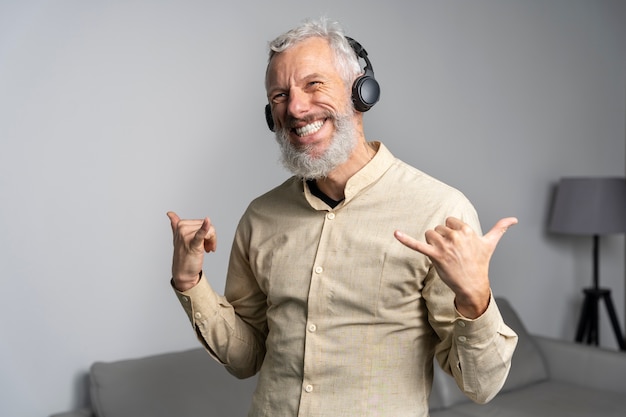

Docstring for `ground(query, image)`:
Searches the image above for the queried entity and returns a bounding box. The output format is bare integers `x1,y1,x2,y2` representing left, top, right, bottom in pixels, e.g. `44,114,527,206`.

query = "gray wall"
1,1,625,416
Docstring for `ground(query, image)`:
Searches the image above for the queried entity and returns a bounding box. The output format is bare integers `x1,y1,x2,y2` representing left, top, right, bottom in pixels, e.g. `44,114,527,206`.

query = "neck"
314,138,375,201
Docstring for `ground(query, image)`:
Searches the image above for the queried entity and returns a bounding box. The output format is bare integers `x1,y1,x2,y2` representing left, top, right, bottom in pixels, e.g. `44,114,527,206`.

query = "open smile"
293,119,325,137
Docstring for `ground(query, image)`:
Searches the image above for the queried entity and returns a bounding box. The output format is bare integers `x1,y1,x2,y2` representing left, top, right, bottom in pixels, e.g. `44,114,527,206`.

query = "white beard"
275,110,357,180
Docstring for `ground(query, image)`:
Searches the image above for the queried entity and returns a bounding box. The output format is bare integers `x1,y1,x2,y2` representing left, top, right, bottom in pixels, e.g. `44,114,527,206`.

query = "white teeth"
295,120,324,137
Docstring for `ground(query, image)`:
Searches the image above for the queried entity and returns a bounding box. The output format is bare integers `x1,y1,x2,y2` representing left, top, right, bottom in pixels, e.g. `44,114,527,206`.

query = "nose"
286,88,310,119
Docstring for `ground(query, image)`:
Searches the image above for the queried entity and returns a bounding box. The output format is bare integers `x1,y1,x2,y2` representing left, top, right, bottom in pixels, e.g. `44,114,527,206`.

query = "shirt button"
194,312,202,319
182,296,189,303
315,266,323,274
457,321,466,328
458,336,467,343
327,212,335,220
308,324,317,332
305,384,314,393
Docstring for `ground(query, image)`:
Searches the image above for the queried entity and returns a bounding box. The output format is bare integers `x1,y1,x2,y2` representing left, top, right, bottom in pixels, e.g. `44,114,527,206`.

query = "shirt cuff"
453,293,503,345
171,272,222,328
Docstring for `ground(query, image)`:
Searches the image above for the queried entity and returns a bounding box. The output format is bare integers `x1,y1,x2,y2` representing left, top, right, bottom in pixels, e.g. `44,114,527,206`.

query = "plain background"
1,1,625,416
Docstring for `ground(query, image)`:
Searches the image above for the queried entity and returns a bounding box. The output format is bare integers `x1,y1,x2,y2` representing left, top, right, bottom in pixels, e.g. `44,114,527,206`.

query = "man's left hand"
394,217,518,319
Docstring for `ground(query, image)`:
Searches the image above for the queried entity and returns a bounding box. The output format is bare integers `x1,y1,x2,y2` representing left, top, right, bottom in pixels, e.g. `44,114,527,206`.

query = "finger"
167,211,180,232
433,224,449,237
190,217,217,253
189,217,211,247
394,230,437,258
445,217,474,235
204,223,217,253
445,217,464,229
483,217,518,247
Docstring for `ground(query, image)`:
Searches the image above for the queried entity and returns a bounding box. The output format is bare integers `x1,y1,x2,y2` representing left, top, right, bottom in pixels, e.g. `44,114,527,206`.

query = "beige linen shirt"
174,142,518,417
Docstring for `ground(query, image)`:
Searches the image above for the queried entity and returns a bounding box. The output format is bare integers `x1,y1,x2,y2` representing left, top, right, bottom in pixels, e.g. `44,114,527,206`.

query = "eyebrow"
267,72,330,96
302,72,326,81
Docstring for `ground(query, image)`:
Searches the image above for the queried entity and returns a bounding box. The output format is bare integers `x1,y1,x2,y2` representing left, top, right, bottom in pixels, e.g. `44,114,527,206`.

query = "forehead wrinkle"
265,37,341,91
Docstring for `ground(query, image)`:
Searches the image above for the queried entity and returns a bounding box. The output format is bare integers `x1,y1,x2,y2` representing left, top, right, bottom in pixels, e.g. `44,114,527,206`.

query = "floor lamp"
549,177,626,350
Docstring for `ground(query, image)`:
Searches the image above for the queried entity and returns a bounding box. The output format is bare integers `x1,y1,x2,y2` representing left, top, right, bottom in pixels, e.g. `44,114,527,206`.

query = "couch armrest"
49,408,94,417
534,335,626,393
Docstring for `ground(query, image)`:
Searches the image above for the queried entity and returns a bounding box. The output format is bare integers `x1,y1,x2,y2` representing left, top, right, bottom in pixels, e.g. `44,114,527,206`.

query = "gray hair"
266,17,362,88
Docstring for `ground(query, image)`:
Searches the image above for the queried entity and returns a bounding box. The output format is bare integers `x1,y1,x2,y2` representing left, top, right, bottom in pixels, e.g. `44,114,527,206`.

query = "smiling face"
266,37,360,179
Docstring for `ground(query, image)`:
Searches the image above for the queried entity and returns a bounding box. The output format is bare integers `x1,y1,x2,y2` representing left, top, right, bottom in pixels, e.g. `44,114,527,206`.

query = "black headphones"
346,36,381,113
264,36,380,132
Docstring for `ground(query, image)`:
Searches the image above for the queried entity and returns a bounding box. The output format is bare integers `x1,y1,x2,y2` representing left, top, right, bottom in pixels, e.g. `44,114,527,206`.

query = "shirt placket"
297,209,336,416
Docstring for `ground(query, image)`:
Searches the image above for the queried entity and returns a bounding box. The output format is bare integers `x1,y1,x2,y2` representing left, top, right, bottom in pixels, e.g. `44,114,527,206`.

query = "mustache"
284,111,336,129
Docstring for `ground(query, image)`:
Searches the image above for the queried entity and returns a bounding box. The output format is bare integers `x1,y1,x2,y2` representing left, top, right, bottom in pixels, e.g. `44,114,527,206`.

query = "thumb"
483,217,518,248
167,211,180,231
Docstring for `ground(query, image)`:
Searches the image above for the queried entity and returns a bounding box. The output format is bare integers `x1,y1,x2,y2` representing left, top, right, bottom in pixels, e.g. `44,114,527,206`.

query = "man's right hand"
167,211,217,291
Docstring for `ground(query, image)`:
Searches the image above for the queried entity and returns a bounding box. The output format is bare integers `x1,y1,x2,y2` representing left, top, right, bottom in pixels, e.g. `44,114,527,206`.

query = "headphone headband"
345,37,374,75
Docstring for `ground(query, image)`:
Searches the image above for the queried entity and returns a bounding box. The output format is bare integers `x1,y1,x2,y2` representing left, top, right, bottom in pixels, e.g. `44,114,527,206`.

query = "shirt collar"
303,141,395,210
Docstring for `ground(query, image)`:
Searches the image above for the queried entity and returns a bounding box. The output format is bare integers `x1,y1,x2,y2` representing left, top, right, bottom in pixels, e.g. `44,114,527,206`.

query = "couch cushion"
90,348,257,417
430,408,473,417
446,380,626,417
496,297,548,393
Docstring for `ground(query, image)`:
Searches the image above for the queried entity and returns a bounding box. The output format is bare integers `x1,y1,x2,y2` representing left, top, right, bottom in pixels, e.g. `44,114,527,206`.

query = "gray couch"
51,298,626,417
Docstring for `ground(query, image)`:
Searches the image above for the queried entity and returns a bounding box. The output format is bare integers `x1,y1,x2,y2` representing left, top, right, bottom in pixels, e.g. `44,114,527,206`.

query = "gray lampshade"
549,177,626,236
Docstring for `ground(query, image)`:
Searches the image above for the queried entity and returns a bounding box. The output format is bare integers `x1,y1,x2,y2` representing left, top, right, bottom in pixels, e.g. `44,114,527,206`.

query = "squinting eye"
272,93,287,103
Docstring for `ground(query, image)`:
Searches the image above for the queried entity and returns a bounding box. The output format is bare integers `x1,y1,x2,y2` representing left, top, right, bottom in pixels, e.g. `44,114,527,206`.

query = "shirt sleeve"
424,197,519,404
171,271,266,379
435,290,518,403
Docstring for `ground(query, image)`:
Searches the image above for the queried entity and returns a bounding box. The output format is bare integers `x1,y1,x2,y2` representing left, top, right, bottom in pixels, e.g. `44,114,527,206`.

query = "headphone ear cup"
265,104,275,132
352,73,380,112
